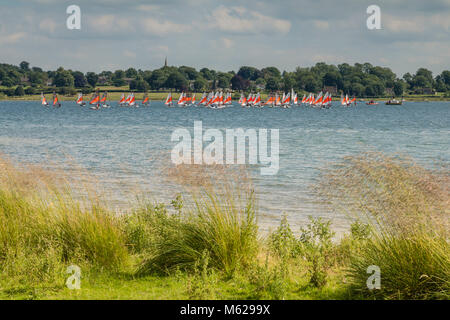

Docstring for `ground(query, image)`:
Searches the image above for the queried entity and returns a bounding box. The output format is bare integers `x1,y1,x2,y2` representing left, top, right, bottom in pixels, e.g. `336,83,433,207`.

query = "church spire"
164,56,168,67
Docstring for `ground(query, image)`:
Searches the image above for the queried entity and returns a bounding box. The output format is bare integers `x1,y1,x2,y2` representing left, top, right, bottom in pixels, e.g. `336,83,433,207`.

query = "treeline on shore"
1,61,450,99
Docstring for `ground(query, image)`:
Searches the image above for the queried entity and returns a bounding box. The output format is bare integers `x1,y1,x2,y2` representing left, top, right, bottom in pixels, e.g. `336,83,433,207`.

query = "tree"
179,66,198,80
14,85,25,96
217,73,232,89
237,66,261,81
72,71,87,88
393,80,405,96
261,67,281,79
193,77,207,91
265,76,280,91
19,61,30,71
54,69,74,87
165,71,188,91
231,74,249,91
125,68,138,78
25,86,37,95
113,78,126,87
86,72,98,87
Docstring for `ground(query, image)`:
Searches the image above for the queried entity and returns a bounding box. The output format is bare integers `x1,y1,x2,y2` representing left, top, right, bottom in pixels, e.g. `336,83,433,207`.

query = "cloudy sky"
0,0,449,76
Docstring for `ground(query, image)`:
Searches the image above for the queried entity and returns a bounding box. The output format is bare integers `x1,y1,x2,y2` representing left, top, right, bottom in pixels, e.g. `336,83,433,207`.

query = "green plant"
138,189,258,277
299,216,335,288
268,214,300,258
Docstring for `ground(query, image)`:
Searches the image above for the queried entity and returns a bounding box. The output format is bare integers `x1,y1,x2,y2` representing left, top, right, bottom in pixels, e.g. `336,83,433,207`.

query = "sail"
224,93,232,105
53,93,59,106
142,94,149,104
199,93,207,105
100,92,107,103
177,92,185,105
129,93,136,106
41,93,48,105
76,93,83,104
90,94,100,105
165,93,173,105
119,93,125,104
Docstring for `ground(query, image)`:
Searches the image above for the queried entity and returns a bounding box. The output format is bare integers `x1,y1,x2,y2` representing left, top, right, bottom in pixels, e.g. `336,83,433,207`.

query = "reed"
138,164,258,277
319,152,450,299
0,156,129,287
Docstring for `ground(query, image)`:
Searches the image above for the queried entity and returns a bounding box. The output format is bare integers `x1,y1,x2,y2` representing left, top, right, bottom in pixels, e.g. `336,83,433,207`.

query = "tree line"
1,61,450,97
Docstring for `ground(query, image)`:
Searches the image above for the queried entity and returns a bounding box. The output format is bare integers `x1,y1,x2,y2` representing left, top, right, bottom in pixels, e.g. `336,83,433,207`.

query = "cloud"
39,18,57,34
312,20,329,30
208,6,291,35
0,32,27,45
123,50,136,58
141,18,190,36
89,15,134,33
222,37,234,49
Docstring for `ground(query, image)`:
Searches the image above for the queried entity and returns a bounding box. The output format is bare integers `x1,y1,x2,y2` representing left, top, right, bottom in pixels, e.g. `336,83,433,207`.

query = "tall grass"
0,156,129,287
138,164,258,277
319,153,449,299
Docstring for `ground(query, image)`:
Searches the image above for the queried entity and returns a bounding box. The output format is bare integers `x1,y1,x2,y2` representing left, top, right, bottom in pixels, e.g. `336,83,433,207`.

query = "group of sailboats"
41,90,360,110
118,92,151,107
41,92,61,108
164,91,232,108
340,94,357,107
239,89,334,108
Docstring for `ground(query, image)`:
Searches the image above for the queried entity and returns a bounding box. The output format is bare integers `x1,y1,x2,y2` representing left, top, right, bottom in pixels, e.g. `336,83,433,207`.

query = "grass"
0,153,448,300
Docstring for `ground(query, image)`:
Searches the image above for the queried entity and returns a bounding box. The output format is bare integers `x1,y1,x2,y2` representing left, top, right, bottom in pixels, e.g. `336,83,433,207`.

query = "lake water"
0,100,448,233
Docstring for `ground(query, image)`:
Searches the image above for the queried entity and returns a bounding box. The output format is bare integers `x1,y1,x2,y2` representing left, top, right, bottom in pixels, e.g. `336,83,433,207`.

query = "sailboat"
128,93,137,107
223,92,232,105
89,92,101,110
142,93,150,106
240,93,247,107
177,92,186,107
199,92,207,106
52,92,61,108
253,93,262,107
41,93,49,107
100,92,110,108
264,94,275,107
118,93,126,106
282,92,291,108
165,92,173,107
76,93,86,106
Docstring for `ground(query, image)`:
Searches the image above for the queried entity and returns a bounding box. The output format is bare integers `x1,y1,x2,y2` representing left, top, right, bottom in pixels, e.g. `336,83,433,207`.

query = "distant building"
98,76,109,85
164,57,168,67
256,83,265,90
123,77,134,84
422,87,435,95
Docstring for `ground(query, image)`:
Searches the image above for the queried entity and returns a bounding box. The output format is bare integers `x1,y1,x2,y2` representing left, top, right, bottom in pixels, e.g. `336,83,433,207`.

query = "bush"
138,189,258,277
0,157,129,285
320,153,450,299
25,86,37,95
14,85,25,96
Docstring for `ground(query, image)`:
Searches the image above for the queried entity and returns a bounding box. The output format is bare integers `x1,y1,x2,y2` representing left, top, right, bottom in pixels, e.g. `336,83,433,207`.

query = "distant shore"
1,91,449,103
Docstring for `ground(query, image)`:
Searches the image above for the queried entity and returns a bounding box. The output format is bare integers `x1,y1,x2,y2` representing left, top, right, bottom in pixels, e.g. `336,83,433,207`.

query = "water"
0,101,449,233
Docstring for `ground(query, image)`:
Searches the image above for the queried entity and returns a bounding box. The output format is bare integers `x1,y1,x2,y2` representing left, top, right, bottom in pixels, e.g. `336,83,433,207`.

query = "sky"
0,0,449,77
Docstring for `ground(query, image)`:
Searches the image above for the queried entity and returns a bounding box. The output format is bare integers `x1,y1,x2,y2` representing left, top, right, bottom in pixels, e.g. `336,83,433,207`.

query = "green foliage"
138,190,258,277
14,85,25,96
269,215,300,258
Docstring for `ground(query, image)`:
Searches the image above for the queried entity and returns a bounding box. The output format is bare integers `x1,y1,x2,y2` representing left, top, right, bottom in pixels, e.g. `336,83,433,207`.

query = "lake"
0,100,448,233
